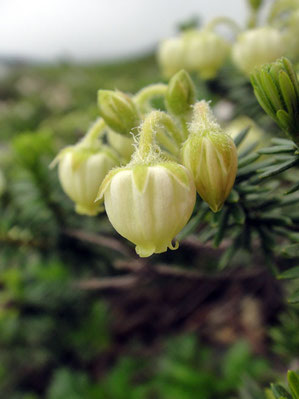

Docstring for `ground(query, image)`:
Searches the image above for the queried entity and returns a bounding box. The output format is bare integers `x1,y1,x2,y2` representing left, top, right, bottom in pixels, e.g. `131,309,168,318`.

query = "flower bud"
98,90,141,136
52,145,118,216
97,161,196,257
166,70,196,117
251,57,299,145
232,27,285,76
184,30,230,79
157,37,186,79
181,101,238,212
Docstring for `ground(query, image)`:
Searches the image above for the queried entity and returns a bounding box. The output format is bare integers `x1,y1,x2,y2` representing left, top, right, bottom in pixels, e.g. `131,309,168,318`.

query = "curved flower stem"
138,114,156,159
205,16,242,36
153,111,184,144
134,84,168,114
137,111,180,160
156,131,180,157
82,118,106,147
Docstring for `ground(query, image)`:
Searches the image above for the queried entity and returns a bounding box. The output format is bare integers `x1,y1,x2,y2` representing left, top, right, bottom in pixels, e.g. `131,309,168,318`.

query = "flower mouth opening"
135,240,179,258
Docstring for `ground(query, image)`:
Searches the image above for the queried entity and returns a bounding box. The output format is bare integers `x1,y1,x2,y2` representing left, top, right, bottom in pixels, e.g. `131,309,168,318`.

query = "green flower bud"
98,90,141,136
184,30,230,79
52,144,118,216
157,37,186,79
166,70,196,117
181,101,238,212
251,57,299,145
232,27,285,76
98,162,196,257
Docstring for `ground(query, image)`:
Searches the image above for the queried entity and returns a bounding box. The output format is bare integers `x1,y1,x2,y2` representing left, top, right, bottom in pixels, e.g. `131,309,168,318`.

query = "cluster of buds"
158,28,230,80
251,57,299,146
52,71,238,257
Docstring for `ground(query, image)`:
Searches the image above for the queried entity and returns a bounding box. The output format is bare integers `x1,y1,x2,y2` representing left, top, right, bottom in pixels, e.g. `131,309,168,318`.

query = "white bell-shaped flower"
51,119,118,216
98,162,195,257
232,27,285,76
57,146,118,215
158,37,186,79
97,111,196,257
184,29,230,79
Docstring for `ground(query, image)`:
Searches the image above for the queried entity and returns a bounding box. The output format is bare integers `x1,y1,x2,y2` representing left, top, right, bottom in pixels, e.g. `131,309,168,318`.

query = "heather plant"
0,0,298,397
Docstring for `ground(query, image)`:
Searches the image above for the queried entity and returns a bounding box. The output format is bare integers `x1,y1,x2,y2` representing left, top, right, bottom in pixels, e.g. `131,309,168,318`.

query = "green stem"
82,118,106,146
156,131,180,157
155,111,184,144
134,84,168,114
205,17,242,36
137,111,184,161
138,114,155,159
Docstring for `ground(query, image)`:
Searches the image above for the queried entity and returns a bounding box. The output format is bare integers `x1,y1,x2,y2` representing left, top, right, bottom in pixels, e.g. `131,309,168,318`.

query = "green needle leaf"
258,158,299,180
234,126,251,147
287,371,299,399
288,289,299,304
278,266,299,280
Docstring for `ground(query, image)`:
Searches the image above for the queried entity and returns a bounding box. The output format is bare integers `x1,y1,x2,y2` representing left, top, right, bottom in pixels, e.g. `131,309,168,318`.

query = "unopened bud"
181,101,238,212
98,90,140,136
251,57,299,145
232,27,285,76
166,70,196,117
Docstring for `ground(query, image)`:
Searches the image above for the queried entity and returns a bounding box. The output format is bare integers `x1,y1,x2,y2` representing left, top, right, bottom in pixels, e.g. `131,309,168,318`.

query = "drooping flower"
232,27,285,76
157,37,186,79
97,112,196,257
184,29,230,79
51,119,118,216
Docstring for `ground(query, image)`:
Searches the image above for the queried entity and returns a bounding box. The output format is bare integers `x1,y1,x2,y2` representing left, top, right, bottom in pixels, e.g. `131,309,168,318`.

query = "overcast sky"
0,0,270,62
